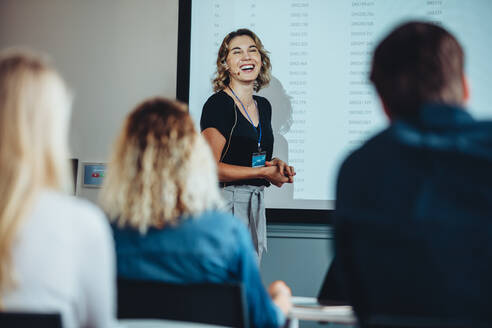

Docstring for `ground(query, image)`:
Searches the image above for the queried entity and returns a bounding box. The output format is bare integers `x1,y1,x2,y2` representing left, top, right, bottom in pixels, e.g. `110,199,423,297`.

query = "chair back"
0,312,62,328
117,278,249,328
335,215,492,328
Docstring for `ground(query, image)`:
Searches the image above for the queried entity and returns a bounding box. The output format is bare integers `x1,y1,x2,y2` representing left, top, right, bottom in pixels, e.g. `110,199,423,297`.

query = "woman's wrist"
258,166,269,179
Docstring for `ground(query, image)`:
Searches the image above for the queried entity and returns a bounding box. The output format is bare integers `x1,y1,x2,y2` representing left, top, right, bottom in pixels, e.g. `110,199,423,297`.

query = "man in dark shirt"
333,22,492,322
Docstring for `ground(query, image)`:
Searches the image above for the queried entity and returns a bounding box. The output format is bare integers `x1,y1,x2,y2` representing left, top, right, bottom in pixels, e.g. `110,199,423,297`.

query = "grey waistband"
220,185,266,254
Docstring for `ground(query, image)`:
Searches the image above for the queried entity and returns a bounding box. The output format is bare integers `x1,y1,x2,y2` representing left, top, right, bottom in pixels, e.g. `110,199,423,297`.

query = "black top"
200,90,274,187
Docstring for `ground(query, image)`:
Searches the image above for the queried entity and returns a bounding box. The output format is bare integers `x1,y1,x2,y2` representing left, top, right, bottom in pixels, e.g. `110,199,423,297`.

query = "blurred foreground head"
370,21,466,119
0,48,72,292
101,98,222,233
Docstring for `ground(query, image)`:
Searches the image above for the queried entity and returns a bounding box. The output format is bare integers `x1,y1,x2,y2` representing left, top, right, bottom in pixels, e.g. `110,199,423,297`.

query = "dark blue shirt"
112,211,284,327
334,103,492,318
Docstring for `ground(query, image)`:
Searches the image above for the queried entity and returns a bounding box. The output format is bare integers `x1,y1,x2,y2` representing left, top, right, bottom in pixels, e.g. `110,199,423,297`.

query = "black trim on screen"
177,0,191,103
176,0,331,224
266,209,333,224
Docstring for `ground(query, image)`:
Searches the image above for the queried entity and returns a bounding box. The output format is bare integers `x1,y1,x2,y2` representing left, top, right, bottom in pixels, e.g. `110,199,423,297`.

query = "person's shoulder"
201,91,235,126
204,90,232,108
363,126,396,150
38,190,101,216
338,128,392,176
198,211,253,252
462,119,492,139
189,210,249,242
179,211,250,257
254,95,272,118
254,94,271,107
38,190,110,236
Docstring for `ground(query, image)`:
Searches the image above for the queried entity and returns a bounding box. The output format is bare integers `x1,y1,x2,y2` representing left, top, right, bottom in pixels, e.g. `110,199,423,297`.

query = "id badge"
252,151,267,168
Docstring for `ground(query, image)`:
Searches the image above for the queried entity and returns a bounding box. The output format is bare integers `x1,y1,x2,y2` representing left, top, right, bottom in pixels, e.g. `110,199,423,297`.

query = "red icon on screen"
91,173,100,178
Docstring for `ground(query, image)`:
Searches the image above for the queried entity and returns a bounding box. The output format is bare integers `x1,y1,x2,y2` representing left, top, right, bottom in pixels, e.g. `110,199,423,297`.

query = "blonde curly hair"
213,28,271,92
100,98,222,233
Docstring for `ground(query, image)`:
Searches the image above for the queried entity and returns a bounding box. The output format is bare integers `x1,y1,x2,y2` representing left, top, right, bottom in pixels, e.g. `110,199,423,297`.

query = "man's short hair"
370,22,465,119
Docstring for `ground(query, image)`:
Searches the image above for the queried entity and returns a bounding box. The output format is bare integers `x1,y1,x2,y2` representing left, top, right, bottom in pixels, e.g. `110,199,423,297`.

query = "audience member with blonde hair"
0,49,116,327
100,97,292,327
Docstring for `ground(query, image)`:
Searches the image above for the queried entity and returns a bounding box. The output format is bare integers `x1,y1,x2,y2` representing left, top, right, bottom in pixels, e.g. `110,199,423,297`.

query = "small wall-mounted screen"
82,163,106,188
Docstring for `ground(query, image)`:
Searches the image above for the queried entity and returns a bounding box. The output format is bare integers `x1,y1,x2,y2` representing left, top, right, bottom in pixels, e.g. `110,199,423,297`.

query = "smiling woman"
200,29,295,263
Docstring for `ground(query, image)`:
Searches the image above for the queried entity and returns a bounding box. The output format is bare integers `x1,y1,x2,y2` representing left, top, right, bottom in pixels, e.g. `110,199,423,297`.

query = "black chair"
335,215,492,328
117,278,249,328
0,312,62,328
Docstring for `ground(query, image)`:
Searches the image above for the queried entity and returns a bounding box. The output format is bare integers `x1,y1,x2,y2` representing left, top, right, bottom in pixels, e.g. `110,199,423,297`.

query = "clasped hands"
263,158,295,187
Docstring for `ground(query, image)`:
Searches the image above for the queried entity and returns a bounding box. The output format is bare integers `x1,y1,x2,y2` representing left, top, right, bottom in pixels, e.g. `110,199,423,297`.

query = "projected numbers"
249,1,258,29
286,0,310,196
212,1,224,48
347,0,376,146
425,0,444,25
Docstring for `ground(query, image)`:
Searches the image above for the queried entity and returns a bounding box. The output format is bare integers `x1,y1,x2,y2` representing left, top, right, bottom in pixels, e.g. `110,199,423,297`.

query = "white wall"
0,0,179,202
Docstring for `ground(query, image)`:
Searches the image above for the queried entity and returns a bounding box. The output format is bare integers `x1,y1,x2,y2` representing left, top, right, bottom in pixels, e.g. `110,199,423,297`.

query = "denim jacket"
112,210,284,327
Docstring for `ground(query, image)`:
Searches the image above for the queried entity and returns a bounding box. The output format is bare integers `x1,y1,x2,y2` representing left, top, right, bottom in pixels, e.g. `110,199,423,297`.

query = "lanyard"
229,86,262,151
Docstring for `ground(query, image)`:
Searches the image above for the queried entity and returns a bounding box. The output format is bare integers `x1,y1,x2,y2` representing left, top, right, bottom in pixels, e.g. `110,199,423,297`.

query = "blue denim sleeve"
233,223,286,328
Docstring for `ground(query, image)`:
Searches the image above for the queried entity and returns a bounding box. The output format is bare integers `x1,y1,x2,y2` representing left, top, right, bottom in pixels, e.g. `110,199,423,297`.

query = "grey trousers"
220,185,266,263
